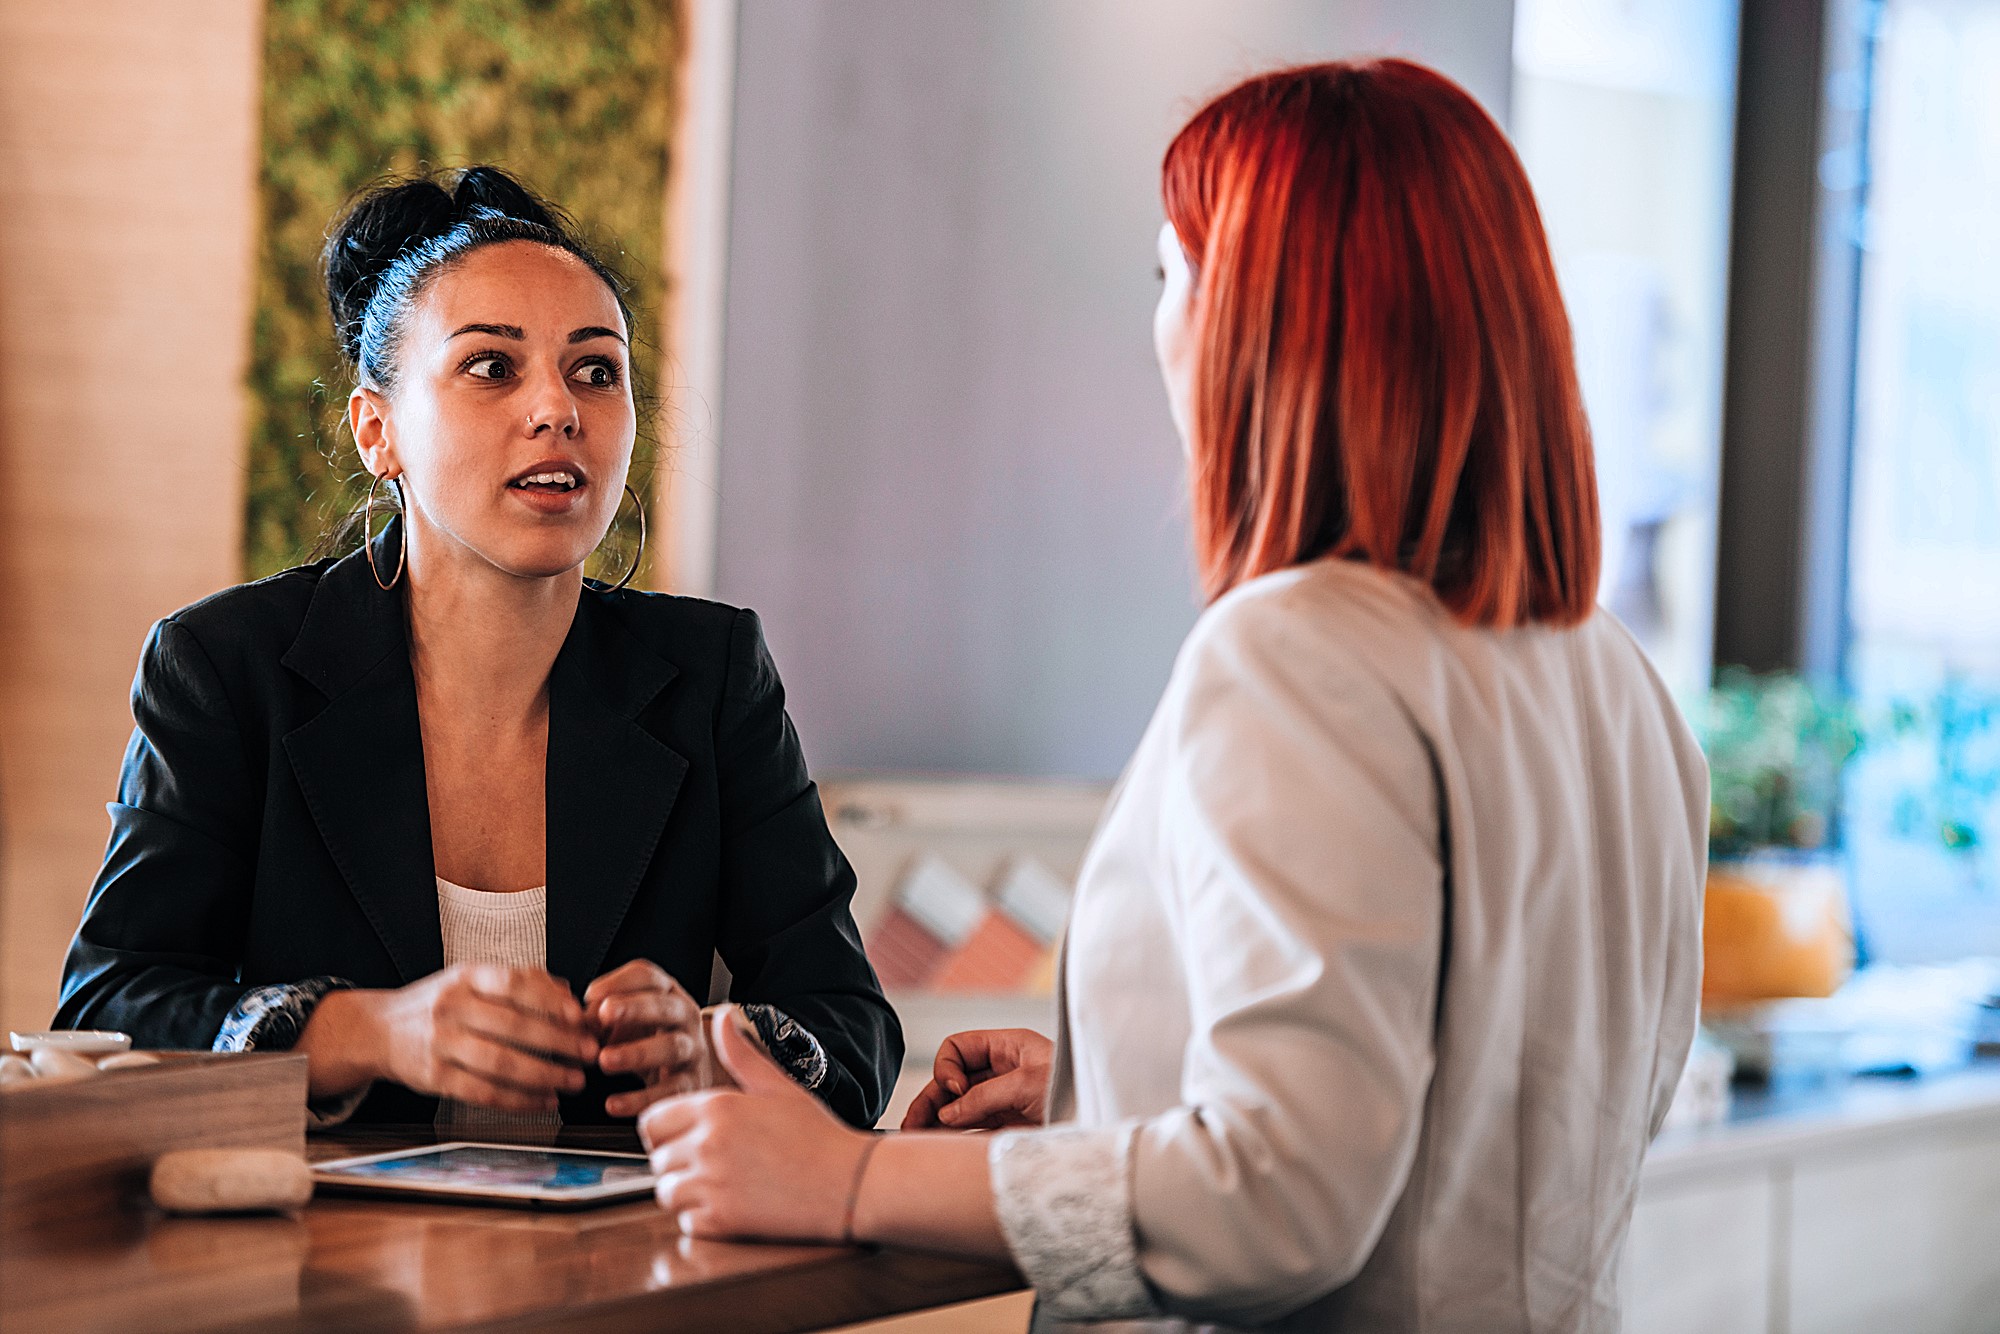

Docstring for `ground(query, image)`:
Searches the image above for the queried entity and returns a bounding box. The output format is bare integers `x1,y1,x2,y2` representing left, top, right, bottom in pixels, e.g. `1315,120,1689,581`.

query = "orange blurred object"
929,915,1046,992
1701,860,1855,1004
930,859,1073,994
868,855,989,990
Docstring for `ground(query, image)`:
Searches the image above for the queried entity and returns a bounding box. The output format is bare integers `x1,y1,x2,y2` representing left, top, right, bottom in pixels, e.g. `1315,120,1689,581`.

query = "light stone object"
28,1048,99,1082
150,1148,314,1214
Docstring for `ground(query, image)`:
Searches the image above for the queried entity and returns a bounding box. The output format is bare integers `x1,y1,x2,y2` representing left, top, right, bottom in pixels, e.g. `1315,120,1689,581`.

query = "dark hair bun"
449,165,563,232
322,166,570,366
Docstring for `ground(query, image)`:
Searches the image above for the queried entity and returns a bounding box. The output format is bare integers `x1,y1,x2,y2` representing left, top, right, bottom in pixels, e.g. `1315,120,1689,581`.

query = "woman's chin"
478,543,601,584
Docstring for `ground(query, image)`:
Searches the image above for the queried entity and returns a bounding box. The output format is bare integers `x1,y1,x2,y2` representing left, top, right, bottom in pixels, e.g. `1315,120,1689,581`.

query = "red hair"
1163,59,1599,627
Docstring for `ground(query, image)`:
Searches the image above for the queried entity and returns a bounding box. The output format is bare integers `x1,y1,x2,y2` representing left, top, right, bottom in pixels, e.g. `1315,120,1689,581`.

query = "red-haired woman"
640,60,1707,1331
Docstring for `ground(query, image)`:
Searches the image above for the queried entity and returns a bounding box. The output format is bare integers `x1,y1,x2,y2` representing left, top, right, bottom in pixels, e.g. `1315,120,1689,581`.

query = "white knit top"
435,876,560,1143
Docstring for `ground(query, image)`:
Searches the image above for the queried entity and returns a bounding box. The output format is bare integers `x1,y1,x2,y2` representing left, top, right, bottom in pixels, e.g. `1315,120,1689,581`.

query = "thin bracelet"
839,1133,885,1245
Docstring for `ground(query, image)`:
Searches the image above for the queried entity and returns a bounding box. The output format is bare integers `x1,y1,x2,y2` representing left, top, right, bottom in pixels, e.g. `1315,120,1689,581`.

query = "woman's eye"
571,360,621,388
465,355,511,381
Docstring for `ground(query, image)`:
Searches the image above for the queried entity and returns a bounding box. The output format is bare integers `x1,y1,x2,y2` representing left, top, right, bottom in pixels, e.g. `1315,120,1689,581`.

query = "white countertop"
1644,1058,2000,1183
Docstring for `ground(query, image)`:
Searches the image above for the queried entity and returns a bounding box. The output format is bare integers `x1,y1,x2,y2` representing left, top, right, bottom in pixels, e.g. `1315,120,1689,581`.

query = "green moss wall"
245,0,680,580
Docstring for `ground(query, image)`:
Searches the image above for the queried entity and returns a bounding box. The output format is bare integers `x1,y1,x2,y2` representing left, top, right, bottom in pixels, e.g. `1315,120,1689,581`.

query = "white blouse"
435,877,559,1143
988,559,1708,1333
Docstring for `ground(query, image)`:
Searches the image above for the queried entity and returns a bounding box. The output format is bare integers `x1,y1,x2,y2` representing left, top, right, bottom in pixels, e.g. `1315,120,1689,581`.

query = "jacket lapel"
277,523,687,993
280,524,444,985
544,592,686,991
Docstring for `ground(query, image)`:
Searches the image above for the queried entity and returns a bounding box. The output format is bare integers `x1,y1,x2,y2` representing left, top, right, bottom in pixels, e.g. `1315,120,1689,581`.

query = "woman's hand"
900,1028,1053,1131
583,959,708,1117
640,1006,873,1241
305,964,598,1112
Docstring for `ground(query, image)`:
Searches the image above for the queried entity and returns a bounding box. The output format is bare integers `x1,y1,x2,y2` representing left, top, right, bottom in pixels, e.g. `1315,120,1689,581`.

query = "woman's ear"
348,386,400,479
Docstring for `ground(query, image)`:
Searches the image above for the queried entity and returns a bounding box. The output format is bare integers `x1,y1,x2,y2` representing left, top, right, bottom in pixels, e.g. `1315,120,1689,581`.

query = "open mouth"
508,469,584,494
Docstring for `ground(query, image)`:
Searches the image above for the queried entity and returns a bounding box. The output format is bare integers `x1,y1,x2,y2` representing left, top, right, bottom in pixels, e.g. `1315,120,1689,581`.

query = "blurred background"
1,1,1997,1328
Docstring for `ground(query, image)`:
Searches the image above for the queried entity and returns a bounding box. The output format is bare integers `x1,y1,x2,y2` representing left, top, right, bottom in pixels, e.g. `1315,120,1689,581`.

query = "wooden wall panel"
0,2,263,1033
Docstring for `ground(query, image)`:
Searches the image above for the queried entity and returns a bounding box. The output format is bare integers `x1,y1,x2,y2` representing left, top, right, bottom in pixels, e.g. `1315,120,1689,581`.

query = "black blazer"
56,531,901,1127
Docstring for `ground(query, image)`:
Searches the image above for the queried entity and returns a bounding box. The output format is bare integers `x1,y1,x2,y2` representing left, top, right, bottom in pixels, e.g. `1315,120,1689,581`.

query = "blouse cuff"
214,976,368,1128
737,1003,830,1094
989,1123,1158,1321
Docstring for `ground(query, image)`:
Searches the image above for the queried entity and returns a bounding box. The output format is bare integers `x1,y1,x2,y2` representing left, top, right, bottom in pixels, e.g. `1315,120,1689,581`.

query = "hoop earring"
361,474,406,592
593,484,648,594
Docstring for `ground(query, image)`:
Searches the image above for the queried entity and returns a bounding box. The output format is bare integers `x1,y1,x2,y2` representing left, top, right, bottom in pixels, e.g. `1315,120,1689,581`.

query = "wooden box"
0,1051,307,1237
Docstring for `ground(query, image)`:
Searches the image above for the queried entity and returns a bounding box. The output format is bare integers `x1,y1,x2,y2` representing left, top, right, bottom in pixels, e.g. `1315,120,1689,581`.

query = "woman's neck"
401,527,579,730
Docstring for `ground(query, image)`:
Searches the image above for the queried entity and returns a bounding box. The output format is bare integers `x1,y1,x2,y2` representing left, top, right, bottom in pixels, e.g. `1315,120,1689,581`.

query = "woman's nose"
525,371,581,438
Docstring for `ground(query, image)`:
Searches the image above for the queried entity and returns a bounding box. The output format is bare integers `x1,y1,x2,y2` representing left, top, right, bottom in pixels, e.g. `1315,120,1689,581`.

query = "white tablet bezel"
311,1141,655,1205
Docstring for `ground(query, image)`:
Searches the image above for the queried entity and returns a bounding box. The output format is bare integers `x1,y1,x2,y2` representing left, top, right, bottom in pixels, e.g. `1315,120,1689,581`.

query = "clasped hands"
301,958,713,1116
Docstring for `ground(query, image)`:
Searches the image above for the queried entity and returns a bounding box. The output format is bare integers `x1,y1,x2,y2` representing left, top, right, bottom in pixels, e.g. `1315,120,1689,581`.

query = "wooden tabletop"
0,1125,1023,1334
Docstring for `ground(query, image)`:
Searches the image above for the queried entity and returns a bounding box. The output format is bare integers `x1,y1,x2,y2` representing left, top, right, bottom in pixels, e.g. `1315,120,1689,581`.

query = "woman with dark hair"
57,167,900,1135
637,61,1707,1332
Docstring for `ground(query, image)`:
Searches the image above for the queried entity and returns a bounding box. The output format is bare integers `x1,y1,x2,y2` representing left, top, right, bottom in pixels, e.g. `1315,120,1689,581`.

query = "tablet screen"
314,1142,654,1202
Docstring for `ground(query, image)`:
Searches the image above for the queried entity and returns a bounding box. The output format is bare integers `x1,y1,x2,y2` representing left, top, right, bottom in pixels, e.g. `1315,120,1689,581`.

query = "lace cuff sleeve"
988,1123,1159,1321
736,1003,830,1094
214,977,368,1127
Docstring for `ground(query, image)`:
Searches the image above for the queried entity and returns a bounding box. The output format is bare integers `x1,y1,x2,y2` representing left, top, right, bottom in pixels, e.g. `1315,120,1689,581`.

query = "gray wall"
715,0,1517,779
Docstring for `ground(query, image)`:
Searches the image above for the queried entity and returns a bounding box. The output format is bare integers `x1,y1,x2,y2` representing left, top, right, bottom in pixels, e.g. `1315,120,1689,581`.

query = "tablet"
312,1142,656,1210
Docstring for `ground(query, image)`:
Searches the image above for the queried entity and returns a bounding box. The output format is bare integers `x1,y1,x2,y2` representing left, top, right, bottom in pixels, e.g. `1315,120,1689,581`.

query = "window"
1843,0,2000,961
1511,0,1741,704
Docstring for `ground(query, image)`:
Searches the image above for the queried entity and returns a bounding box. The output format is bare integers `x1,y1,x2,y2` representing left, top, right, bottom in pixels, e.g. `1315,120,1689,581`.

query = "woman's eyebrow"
443,322,625,345
449,322,525,340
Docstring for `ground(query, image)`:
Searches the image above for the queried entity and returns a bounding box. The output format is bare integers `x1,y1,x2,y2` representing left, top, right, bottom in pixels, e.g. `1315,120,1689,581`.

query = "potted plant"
1700,669,1862,1004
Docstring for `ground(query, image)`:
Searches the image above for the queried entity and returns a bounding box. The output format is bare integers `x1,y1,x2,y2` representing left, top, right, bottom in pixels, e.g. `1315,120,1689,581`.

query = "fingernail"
940,1103,959,1123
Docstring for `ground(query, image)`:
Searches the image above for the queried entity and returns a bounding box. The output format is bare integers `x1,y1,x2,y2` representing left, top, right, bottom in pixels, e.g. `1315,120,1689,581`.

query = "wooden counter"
0,1125,1024,1334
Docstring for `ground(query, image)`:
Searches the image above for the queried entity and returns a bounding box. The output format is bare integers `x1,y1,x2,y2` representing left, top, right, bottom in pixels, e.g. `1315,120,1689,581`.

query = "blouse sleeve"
989,607,1445,1326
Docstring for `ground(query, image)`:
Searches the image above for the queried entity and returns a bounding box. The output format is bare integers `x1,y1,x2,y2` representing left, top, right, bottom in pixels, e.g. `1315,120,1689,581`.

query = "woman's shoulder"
586,585,750,655
1166,560,1426,745
587,590,792,716
1179,558,1441,680
1170,557,1638,735
1188,555,1650,681
1178,559,1688,772
155,559,342,658
583,587,785,700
